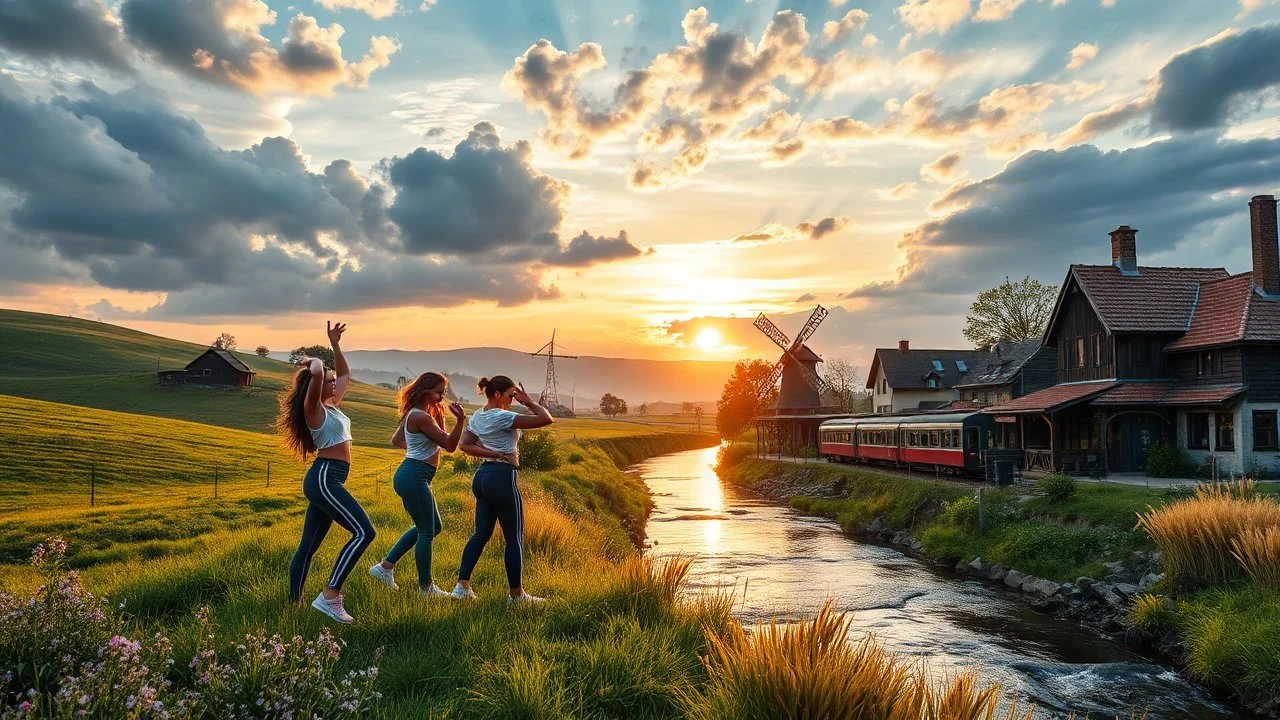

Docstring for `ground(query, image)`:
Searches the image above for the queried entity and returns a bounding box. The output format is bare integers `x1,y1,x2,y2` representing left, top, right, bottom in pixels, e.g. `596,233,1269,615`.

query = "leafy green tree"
254,345,270,357
716,359,780,440
288,345,334,367
599,393,628,417
963,276,1057,349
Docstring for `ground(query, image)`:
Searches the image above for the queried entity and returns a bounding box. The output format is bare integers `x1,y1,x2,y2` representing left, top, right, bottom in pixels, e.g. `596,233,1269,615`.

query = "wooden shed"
158,349,255,388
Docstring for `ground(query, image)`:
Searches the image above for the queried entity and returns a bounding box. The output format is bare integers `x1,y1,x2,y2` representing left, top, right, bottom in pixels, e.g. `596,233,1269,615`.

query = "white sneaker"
450,583,478,601
311,593,354,624
420,584,450,599
368,563,399,591
507,592,546,605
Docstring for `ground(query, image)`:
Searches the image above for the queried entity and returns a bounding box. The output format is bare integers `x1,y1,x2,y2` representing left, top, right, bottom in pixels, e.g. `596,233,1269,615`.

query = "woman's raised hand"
512,383,534,405
326,321,346,346
447,402,466,421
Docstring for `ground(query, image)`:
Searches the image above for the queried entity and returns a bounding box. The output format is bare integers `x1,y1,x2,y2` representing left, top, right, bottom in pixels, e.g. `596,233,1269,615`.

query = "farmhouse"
158,348,255,388
865,341,986,413
986,195,1280,476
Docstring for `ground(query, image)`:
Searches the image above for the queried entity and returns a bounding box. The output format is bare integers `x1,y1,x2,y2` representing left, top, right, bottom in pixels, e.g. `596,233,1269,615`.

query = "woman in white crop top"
277,321,375,625
368,372,466,597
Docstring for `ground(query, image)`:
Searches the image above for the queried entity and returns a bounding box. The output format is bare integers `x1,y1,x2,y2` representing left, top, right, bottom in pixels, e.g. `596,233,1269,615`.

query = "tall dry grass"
682,600,1036,720
1136,479,1280,588
1232,526,1280,590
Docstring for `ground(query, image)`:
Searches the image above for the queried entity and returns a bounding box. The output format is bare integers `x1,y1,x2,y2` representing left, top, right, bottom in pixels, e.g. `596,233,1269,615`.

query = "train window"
942,432,951,448
952,429,961,447
932,431,941,446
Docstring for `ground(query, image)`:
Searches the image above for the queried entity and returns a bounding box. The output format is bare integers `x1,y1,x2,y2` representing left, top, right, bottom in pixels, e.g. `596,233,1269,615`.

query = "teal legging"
384,458,443,587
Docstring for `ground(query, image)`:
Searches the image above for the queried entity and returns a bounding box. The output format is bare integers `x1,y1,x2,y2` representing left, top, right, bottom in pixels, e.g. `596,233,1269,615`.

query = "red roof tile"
984,381,1118,413
1092,381,1245,406
1166,271,1280,350
1163,384,1247,405
1071,265,1229,334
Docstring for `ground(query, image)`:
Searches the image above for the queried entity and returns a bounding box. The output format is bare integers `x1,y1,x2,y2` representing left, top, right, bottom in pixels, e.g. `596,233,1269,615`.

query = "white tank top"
308,405,352,450
404,409,440,462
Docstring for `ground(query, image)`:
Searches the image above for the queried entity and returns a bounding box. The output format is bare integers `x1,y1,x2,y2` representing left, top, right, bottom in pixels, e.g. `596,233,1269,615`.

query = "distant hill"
304,347,737,406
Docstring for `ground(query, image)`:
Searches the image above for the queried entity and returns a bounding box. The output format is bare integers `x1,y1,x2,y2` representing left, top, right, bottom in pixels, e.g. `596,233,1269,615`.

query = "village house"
157,348,255,388
985,195,1280,476
865,341,986,413
952,339,1059,409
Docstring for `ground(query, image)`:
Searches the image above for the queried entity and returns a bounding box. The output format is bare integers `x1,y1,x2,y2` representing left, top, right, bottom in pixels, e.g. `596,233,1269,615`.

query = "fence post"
214,466,219,500
977,487,986,533
267,460,271,489
90,462,96,507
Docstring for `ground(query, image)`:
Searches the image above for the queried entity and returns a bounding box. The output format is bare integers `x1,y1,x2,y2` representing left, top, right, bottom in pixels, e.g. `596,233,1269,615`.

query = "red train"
818,411,993,475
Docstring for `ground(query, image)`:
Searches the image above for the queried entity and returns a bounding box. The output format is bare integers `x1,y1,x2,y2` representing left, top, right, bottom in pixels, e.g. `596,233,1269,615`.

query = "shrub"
1137,479,1280,588
940,490,1018,532
714,443,753,471
1147,442,1193,478
566,452,585,464
1233,526,1280,590
990,524,1121,582
519,430,560,471
450,454,472,474
1127,593,1175,631
1037,474,1078,502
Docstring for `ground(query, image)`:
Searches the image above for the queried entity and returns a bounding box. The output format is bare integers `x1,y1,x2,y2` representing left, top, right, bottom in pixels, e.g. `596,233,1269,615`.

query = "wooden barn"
158,349,255,388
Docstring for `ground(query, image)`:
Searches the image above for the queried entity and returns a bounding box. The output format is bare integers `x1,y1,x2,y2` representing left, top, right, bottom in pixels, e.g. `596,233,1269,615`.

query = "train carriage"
819,411,992,475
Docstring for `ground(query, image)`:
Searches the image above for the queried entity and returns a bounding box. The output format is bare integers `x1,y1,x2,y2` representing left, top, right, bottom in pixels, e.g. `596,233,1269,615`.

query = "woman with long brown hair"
278,321,375,624
368,372,466,597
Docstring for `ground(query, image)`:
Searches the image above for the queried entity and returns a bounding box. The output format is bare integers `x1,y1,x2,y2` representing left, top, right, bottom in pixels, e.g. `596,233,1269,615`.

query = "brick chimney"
1110,225,1138,275
1251,194,1279,297
898,340,910,352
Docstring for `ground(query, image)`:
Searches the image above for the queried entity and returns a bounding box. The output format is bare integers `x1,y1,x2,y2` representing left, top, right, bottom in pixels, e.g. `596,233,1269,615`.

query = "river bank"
713,449,1266,715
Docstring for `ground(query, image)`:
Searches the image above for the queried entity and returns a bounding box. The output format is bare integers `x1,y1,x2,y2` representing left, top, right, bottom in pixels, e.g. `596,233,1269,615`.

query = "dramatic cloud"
852,135,1280,302
315,0,400,19
921,151,964,181
823,8,870,43
0,83,644,317
1055,96,1152,145
504,8,881,188
0,0,133,71
1066,42,1098,70
1150,24,1280,132
896,0,972,36
120,0,399,96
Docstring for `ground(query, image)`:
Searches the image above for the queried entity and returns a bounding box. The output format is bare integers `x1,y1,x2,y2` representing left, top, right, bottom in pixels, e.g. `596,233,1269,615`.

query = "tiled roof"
867,348,987,390
955,339,1043,388
1071,265,1229,333
187,348,255,374
1165,272,1280,350
984,381,1118,413
1087,381,1245,407
945,400,990,411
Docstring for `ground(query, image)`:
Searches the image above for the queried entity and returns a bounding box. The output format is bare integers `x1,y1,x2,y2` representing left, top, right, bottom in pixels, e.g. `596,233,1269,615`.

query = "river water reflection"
636,447,1233,719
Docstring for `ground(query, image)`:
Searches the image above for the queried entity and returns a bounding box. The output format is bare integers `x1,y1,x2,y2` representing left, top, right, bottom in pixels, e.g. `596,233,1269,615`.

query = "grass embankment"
717,450,1163,583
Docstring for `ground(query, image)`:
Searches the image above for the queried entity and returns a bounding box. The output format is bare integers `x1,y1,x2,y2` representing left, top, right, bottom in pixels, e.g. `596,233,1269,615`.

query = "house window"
1216,413,1235,450
1092,334,1102,367
927,377,939,389
1254,411,1277,451
1187,413,1210,450
1074,337,1086,369
956,360,968,372
932,359,944,371
202,368,212,376
1197,350,1219,377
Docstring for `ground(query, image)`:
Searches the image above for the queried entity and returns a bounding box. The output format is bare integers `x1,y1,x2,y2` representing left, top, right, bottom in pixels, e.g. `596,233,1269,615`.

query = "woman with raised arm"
368,372,466,598
451,376,553,604
277,321,376,624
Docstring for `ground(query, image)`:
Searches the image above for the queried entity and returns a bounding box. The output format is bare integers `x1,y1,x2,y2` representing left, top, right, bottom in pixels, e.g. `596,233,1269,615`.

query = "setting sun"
695,327,722,350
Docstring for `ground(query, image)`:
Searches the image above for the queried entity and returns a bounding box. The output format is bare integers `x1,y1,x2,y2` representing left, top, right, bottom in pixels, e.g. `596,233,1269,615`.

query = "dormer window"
1197,350,1219,377
931,359,944,371
955,360,968,373
926,377,939,389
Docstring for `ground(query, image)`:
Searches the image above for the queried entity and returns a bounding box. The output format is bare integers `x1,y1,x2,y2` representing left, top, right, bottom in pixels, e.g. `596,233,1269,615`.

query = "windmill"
754,305,828,410
529,330,577,417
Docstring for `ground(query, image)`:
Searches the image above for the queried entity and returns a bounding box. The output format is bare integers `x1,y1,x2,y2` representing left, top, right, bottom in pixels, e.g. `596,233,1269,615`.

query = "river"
636,446,1233,719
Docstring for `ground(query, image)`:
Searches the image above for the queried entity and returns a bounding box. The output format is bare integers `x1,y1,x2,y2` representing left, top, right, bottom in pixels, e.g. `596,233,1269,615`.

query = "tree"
212,332,237,351
600,393,628,417
716,359,780,440
254,345,270,357
963,276,1057,349
819,357,863,412
288,345,334,368
637,403,649,416
680,401,697,415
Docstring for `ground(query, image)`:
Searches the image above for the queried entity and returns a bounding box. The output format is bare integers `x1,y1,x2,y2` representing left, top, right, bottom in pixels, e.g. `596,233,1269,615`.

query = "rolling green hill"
0,309,402,445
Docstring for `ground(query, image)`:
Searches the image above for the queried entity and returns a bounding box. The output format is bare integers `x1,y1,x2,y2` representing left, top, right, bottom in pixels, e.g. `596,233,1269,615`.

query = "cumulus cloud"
0,0,133,71
315,0,399,19
921,151,964,181
876,182,918,200
1066,42,1099,70
1149,24,1280,132
973,0,1024,22
1055,96,1152,146
896,0,972,36
823,8,870,42
120,0,399,96
0,83,644,317
851,135,1280,302
504,8,881,189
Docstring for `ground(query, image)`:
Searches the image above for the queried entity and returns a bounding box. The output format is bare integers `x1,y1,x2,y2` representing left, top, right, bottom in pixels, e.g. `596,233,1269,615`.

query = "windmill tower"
529,330,577,415
753,305,831,456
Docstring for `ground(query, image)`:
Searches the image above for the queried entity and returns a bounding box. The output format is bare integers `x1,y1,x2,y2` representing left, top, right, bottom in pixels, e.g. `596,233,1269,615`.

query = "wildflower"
18,701,32,713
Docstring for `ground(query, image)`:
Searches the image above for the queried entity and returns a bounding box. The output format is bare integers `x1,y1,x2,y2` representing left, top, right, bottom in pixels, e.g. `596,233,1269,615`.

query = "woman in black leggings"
277,321,375,624
451,376,553,604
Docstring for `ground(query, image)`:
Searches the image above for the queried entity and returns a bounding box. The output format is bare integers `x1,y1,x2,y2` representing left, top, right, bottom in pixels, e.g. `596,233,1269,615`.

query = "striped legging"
289,458,376,602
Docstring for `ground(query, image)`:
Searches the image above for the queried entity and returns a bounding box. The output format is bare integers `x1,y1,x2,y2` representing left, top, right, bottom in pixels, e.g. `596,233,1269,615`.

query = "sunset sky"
2,0,1279,369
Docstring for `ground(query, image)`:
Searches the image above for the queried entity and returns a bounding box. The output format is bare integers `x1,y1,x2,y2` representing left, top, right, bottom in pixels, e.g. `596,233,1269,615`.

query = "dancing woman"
450,376,553,604
278,321,376,624
368,372,466,597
